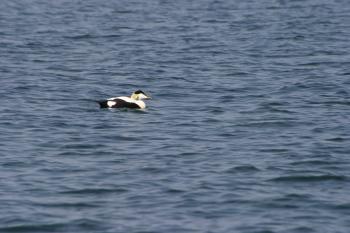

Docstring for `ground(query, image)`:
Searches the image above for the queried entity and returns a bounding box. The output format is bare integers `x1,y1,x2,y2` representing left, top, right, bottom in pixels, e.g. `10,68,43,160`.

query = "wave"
270,174,347,182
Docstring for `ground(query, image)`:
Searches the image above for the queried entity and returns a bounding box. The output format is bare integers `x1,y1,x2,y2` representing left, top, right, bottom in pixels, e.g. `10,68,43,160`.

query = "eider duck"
98,90,151,109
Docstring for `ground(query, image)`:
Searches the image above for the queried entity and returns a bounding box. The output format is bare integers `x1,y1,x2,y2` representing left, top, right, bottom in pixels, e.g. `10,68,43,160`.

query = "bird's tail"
97,100,108,108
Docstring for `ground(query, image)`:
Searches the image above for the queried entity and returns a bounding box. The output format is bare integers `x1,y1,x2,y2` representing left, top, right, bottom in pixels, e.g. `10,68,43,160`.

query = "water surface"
1,0,350,232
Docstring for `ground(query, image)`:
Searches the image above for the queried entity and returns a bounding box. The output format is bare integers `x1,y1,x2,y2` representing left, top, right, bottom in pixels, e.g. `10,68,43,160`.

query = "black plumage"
98,98,140,109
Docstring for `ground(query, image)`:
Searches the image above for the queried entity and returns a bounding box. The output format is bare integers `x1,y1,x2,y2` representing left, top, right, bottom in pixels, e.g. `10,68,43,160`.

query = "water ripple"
270,174,348,183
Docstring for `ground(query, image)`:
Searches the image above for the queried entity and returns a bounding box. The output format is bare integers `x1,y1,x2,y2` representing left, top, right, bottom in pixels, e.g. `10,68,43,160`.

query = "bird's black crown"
134,90,145,95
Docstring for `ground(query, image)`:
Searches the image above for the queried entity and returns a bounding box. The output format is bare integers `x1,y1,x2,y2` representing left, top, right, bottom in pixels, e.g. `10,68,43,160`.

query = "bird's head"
131,90,151,100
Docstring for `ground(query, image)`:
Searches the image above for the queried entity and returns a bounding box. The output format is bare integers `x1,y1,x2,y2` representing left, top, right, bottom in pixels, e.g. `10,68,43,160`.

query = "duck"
98,90,151,109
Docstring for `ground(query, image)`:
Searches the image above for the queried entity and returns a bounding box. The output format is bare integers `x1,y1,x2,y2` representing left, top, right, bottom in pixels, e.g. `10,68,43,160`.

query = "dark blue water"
1,0,350,232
